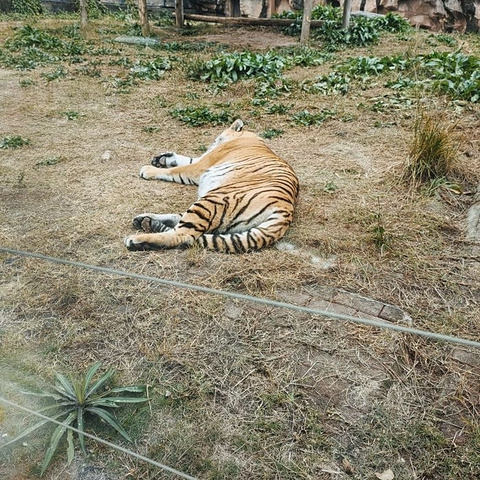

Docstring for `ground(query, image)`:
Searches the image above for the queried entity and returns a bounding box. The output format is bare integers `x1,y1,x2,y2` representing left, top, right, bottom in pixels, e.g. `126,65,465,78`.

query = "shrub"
402,112,459,187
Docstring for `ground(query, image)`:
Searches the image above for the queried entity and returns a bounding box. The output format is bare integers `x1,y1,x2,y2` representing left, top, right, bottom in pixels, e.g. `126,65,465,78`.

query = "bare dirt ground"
1,16,480,480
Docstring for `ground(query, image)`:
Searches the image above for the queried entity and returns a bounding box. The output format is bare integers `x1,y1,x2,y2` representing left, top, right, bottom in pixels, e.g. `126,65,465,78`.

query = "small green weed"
169,106,234,127
291,109,336,126
41,66,68,81
304,71,351,95
0,362,148,476
323,181,338,193
265,103,292,115
261,128,284,139
35,156,65,167
0,135,30,149
19,77,35,87
142,126,159,133
63,111,83,120
129,57,171,80
255,76,295,98
371,211,390,253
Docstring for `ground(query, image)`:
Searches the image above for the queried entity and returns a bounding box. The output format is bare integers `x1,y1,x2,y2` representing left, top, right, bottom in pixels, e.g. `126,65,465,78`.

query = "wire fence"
1,247,480,348
1,245,479,479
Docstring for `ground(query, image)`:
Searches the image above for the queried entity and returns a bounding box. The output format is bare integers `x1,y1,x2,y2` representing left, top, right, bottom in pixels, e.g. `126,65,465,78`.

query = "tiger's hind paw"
152,152,175,168
132,214,181,233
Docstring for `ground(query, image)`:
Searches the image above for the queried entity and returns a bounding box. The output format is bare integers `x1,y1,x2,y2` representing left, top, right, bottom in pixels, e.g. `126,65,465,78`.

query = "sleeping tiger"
124,119,299,253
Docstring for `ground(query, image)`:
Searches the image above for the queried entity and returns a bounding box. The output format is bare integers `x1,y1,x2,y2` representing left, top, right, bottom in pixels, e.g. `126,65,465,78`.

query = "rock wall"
231,0,479,32
353,0,479,32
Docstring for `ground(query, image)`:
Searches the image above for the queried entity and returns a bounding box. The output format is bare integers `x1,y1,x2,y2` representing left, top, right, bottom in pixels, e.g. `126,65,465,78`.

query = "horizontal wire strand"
1,246,479,349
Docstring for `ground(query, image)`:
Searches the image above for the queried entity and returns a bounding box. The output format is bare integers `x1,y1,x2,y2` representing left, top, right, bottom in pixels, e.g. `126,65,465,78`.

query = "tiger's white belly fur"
197,163,235,198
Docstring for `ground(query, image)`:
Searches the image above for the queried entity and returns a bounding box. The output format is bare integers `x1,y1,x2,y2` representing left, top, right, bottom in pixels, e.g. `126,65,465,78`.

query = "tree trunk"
300,0,314,44
175,0,184,27
80,0,88,30
342,0,353,29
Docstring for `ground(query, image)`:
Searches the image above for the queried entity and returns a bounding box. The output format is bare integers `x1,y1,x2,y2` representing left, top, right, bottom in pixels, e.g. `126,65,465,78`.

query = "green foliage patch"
0,362,148,476
0,135,30,149
169,105,235,127
129,57,171,80
276,6,411,49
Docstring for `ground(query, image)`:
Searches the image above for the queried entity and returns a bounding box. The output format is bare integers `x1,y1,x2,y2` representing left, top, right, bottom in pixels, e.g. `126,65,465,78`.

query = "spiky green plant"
402,112,459,188
1,362,149,476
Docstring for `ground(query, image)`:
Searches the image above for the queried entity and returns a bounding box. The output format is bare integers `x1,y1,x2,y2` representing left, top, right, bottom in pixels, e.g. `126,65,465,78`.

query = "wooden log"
183,13,324,28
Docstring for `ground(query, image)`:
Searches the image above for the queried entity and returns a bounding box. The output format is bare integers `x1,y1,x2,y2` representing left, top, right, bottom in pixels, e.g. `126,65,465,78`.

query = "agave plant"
2,362,149,476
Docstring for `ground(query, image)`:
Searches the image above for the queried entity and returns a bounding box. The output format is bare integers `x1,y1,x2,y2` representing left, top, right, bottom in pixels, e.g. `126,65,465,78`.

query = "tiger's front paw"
152,152,175,168
125,235,143,250
139,165,162,180
124,235,152,251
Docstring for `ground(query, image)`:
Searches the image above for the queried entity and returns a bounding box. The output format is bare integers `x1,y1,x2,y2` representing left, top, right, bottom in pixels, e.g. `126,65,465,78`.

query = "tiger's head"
209,119,258,150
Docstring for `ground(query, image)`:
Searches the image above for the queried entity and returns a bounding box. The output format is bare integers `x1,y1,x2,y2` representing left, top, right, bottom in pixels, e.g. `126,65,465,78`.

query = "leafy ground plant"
1,362,148,476
187,50,287,86
0,135,30,149
169,105,234,126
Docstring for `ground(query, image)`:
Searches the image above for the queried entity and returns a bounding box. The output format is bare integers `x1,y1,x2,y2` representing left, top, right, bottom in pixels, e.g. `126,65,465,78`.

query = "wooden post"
267,0,275,18
175,0,185,28
80,0,88,30
300,0,314,44
342,0,352,29
138,0,150,37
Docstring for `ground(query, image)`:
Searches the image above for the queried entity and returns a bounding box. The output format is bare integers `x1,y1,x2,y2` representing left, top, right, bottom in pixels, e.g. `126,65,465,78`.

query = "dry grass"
1,15,480,480
402,109,460,188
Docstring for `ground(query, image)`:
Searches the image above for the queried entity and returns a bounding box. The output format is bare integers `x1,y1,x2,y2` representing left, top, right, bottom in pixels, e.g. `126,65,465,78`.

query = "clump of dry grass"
402,110,459,188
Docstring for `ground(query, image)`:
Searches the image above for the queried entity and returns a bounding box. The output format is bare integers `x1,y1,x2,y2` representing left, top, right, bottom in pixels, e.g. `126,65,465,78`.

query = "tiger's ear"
230,119,244,132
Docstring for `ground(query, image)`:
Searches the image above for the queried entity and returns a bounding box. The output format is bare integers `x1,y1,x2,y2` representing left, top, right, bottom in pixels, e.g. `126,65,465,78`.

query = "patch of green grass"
169,105,235,127
187,50,288,86
261,128,284,139
129,57,171,80
41,66,68,81
0,135,30,149
291,109,336,126
303,71,351,95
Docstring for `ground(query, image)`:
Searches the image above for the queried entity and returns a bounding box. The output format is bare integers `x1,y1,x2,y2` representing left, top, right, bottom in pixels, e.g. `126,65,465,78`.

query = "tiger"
124,119,299,253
